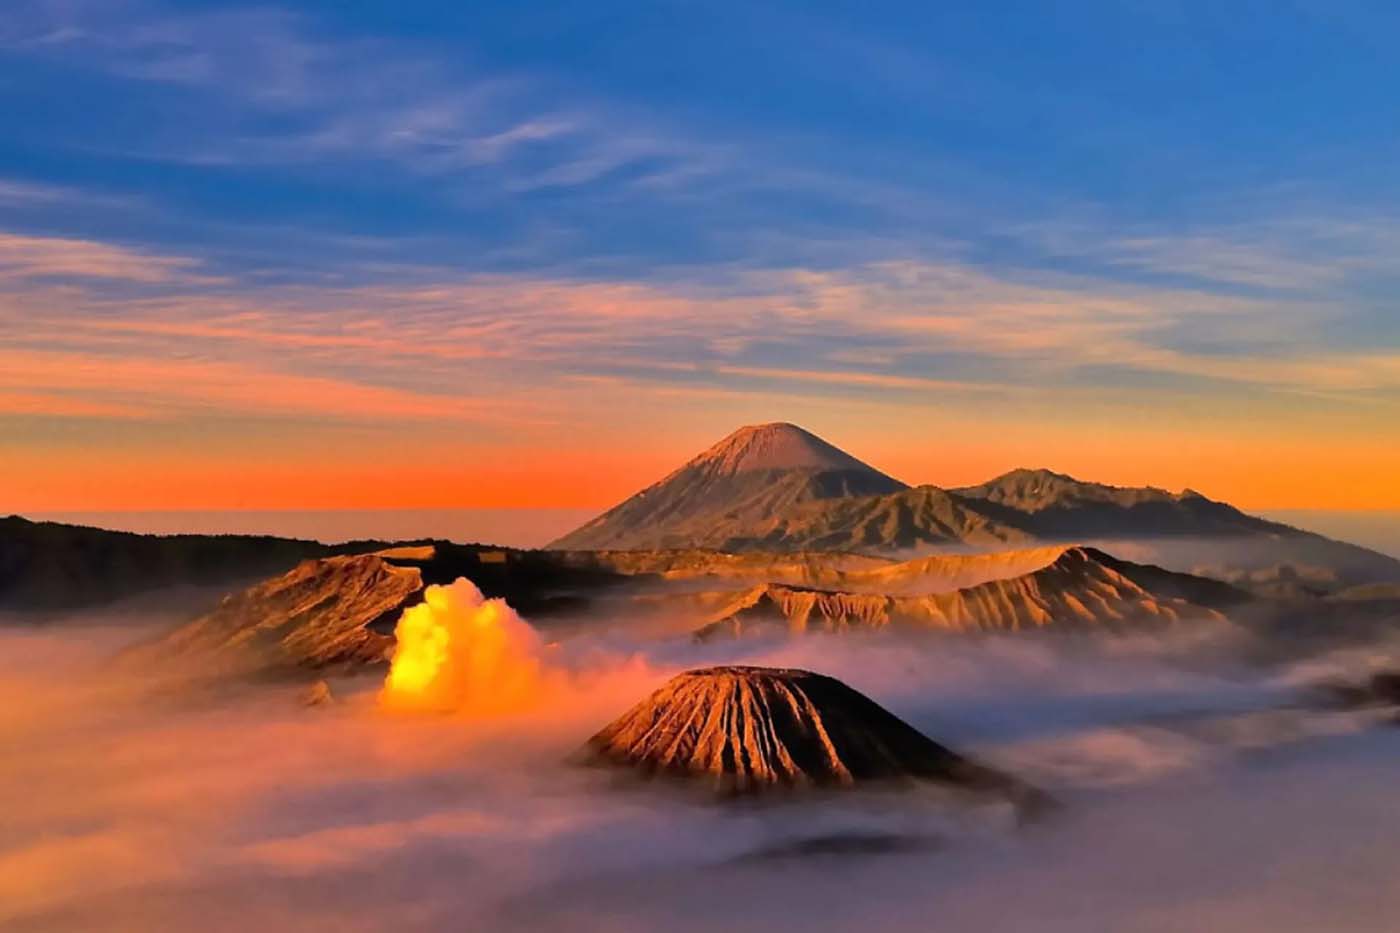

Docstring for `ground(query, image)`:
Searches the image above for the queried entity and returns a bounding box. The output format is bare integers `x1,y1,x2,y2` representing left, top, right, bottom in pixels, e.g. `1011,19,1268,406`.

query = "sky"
2,0,1399,513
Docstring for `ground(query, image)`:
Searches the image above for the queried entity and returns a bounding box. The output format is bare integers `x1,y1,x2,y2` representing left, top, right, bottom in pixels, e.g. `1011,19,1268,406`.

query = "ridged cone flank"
582,665,1042,806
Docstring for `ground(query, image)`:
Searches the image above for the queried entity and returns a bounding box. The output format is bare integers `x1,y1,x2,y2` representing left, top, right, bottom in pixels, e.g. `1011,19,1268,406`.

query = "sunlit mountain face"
4,3,1400,931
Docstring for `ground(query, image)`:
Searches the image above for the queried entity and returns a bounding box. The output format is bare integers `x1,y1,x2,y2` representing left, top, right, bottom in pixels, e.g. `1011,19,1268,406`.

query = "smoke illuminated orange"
381,579,545,714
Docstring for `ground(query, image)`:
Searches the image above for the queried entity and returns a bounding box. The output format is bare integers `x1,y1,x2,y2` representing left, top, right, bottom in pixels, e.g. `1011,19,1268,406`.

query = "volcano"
548,423,1400,587
548,422,1009,551
691,546,1250,641
582,665,1040,805
550,422,907,551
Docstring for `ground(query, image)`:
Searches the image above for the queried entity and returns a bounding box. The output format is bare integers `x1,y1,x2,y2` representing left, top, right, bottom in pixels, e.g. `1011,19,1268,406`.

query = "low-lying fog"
6,608,1400,932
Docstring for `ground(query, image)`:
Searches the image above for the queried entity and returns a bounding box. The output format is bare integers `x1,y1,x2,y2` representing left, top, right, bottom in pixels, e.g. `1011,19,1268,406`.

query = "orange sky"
3,5,1400,520
7,410,1399,512
3,238,1397,513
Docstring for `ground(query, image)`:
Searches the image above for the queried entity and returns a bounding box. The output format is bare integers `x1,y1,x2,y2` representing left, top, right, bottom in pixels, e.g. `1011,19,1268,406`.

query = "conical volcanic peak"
582,665,1037,802
685,422,896,479
548,423,907,551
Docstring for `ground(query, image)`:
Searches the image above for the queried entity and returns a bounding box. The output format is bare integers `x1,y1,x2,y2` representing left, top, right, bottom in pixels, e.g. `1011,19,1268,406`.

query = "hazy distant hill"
0,515,337,612
951,468,1400,584
550,424,1400,586
953,467,1303,537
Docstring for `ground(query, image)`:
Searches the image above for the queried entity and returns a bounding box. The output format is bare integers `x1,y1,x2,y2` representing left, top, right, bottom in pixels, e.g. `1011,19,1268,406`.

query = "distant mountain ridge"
952,467,1292,537
0,515,337,612
6,424,1399,616
550,424,1400,585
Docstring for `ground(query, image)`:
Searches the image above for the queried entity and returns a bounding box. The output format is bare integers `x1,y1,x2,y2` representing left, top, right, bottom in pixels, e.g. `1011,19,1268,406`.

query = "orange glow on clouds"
3,234,1398,513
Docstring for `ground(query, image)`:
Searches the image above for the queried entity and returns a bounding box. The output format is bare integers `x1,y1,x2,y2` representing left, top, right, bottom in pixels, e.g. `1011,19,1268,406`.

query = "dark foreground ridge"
582,665,1046,809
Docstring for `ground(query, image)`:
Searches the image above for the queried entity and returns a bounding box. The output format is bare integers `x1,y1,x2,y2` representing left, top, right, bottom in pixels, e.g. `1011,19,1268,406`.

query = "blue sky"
6,1,1400,284
2,1,1398,510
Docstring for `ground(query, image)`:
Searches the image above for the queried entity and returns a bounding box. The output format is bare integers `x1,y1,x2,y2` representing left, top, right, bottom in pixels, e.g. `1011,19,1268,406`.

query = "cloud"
0,389,153,419
0,233,219,284
7,614,1400,931
1134,349,1400,396
1,226,1395,435
709,364,1012,395
2,1,720,196
0,178,139,212
0,348,531,424
1024,212,1400,292
1102,235,1346,290
3,4,325,105
0,179,79,206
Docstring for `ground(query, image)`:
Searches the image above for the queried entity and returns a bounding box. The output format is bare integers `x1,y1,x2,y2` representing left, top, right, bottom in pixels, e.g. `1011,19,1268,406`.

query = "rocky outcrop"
836,546,1074,595
554,548,896,589
582,665,1042,808
301,679,335,706
695,586,895,640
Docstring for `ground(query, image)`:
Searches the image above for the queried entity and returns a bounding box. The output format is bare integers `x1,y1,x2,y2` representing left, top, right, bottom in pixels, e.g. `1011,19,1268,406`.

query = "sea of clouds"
5,598,1400,932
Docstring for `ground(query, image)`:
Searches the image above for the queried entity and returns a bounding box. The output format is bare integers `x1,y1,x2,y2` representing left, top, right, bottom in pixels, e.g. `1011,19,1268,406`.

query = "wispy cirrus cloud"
3,3,328,105
0,178,84,206
0,347,534,425
0,389,152,419
1022,212,1400,292
2,225,1396,436
10,0,1396,305
0,233,221,284
2,1,723,197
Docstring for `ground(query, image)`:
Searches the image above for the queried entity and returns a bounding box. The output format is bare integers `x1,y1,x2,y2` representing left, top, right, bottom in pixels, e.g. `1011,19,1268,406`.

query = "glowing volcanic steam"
381,578,544,714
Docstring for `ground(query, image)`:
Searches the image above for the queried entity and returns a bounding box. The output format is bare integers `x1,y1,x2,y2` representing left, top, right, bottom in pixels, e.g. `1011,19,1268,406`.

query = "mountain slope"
694,546,1248,640
134,553,423,671
550,423,907,550
953,468,1292,536
759,484,1031,551
555,548,896,588
953,469,1400,584
582,665,1039,805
